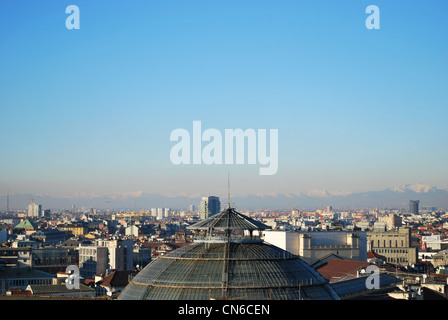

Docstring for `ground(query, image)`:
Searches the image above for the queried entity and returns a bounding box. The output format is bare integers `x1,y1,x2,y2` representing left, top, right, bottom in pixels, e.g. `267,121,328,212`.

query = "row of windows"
0,251,30,256
386,257,409,263
79,248,97,256
372,239,406,248
80,263,97,271
34,253,68,259
5,278,52,288
79,256,106,263
374,249,410,254
34,258,69,265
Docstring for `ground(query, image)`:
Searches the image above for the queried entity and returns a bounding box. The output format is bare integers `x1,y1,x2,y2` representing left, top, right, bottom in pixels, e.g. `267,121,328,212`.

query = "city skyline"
1,1,447,202
1,182,448,211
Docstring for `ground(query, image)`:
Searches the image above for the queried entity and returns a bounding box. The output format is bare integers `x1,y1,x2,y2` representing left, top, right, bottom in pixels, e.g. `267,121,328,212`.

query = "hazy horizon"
2,183,448,211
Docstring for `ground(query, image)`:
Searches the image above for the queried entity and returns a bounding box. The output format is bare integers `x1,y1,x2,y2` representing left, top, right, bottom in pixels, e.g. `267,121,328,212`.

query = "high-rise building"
157,208,164,220
79,239,133,278
409,200,419,215
199,196,220,219
78,246,108,278
27,203,42,218
151,208,157,217
43,209,51,218
164,208,170,218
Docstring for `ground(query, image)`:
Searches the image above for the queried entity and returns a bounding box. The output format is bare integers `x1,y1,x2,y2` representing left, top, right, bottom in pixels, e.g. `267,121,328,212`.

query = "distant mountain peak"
390,183,436,193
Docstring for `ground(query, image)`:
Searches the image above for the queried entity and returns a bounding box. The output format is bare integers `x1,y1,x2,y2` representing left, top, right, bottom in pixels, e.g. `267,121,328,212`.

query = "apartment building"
367,227,418,265
78,239,133,278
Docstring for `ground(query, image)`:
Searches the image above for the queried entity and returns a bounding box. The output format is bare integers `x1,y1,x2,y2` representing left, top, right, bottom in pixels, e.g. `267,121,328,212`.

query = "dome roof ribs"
187,207,269,232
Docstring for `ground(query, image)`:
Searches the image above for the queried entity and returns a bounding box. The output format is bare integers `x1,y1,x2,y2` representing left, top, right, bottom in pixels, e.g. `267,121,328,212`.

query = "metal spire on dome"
187,177,270,244
227,172,231,209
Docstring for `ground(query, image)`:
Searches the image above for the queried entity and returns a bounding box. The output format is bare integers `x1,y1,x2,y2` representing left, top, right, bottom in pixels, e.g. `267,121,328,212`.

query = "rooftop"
316,259,370,282
0,267,54,280
330,273,401,299
97,270,138,288
14,219,38,230
27,284,94,295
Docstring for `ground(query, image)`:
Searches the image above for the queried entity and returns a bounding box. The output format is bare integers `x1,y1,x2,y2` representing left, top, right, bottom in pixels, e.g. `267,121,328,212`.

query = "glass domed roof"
118,208,340,300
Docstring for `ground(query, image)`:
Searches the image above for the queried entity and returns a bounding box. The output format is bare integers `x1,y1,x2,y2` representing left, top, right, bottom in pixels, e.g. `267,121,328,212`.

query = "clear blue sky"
1,0,447,199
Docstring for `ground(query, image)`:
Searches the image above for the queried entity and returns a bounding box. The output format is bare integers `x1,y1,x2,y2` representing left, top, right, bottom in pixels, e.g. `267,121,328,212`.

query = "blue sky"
0,0,447,202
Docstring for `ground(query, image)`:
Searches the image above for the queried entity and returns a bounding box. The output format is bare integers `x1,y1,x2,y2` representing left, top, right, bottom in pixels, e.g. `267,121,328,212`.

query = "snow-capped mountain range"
2,184,447,211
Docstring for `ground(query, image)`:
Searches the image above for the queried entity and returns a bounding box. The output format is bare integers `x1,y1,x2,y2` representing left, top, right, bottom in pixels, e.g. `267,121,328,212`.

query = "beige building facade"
367,227,417,265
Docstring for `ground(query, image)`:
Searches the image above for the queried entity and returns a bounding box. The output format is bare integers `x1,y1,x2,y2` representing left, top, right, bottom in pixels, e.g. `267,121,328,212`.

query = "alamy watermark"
65,265,80,289
65,5,80,30
64,4,379,31
64,4,380,31
365,265,380,290
170,121,278,175
365,5,380,30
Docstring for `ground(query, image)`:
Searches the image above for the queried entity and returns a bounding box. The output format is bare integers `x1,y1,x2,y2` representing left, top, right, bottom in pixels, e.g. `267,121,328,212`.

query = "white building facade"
79,239,134,278
262,230,367,265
